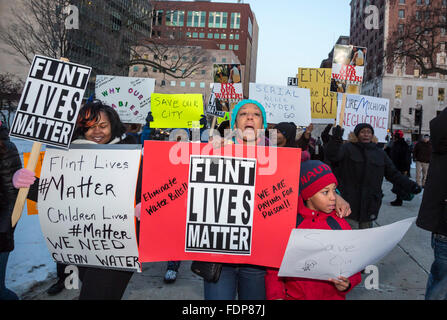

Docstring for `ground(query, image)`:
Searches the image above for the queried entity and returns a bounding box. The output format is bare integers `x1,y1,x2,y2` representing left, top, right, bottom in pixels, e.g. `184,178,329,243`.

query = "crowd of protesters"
2,97,446,300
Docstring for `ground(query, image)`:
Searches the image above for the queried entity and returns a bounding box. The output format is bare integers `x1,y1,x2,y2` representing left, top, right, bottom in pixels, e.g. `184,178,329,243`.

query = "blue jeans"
204,264,266,300
425,233,447,300
0,252,19,300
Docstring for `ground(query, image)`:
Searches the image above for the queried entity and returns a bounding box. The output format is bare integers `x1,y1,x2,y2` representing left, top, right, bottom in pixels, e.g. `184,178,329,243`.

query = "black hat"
354,123,374,137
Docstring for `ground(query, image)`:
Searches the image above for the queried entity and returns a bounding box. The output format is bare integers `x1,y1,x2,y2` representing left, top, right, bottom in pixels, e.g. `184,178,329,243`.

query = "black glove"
411,183,422,195
200,114,208,129
332,125,344,140
145,112,153,127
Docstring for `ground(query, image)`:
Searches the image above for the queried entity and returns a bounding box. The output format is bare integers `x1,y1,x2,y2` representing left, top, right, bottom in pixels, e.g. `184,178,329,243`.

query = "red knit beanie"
299,160,338,200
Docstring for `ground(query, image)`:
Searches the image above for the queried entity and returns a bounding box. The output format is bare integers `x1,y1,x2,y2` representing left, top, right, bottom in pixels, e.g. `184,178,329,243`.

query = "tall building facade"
146,0,259,98
350,0,446,138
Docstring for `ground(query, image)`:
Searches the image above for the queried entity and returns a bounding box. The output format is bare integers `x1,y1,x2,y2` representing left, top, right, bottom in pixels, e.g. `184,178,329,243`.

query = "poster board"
37,145,141,271
9,55,91,149
139,141,301,268
330,45,367,95
150,93,204,128
249,83,312,126
298,68,337,123
336,93,390,143
206,83,243,118
213,64,242,84
95,75,155,124
278,218,415,280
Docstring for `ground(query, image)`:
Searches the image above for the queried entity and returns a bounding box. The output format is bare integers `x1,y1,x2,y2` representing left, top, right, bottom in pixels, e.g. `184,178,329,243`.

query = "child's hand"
329,276,351,292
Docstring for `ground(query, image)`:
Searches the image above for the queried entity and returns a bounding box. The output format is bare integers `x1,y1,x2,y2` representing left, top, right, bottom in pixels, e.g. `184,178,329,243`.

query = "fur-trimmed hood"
347,131,379,144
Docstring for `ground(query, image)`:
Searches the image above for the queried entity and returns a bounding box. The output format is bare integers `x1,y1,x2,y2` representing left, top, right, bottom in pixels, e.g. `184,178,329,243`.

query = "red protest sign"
138,141,301,268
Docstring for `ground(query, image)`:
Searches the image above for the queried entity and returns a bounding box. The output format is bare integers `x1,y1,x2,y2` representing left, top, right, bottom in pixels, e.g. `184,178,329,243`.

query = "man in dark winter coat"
416,107,447,300
325,123,421,229
389,130,413,206
413,134,432,188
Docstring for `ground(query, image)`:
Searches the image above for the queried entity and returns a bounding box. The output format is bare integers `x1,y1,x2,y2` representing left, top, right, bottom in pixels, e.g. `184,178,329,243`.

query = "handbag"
190,261,222,283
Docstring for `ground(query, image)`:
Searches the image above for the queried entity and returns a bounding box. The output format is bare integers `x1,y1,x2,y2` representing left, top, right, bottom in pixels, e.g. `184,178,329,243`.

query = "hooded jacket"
265,197,361,300
0,124,22,252
416,108,447,236
325,132,417,222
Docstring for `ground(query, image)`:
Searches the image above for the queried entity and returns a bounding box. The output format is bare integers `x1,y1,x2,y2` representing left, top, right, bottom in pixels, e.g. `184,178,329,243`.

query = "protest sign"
37,145,141,271
278,218,415,280
23,151,46,215
298,68,337,123
249,83,311,126
139,141,301,268
213,64,242,84
95,75,155,124
9,55,91,149
206,83,243,118
336,93,390,143
330,45,366,95
150,93,204,128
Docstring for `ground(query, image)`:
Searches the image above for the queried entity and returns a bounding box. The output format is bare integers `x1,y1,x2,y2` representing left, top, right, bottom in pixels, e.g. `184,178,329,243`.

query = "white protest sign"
278,217,415,280
336,93,390,143
95,75,155,124
185,155,256,255
249,83,311,126
9,55,91,149
206,83,243,118
37,145,141,271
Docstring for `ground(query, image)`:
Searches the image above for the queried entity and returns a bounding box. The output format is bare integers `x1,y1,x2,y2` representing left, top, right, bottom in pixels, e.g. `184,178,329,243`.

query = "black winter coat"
326,135,418,222
0,125,22,252
416,108,447,236
389,138,411,173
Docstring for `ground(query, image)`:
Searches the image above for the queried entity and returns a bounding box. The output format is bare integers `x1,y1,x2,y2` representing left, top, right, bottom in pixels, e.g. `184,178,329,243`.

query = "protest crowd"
1,53,446,302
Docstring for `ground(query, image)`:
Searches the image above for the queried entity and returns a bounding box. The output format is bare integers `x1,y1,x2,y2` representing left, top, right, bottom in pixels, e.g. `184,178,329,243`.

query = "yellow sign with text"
298,68,337,123
150,93,204,128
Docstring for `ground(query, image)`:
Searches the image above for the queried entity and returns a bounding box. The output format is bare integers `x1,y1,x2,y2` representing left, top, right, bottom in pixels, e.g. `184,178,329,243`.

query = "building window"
133,66,139,72
154,10,163,26
235,34,240,40
180,81,186,87
230,12,241,29
229,34,234,39
398,9,405,19
171,81,176,87
208,33,213,39
199,32,205,38
214,33,220,39
193,32,198,38
229,44,233,50
393,108,401,125
209,12,228,28
221,33,227,39
407,86,412,95
234,45,239,50
220,44,226,50
166,11,184,27
222,58,227,63
200,82,206,89
187,11,206,27
399,0,405,4
417,87,424,100
248,17,253,37
190,82,196,88
439,88,445,101
428,87,433,96
395,85,402,99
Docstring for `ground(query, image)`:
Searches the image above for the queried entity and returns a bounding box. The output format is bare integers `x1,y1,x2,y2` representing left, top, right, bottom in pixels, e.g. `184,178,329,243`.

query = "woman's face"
84,111,112,144
276,130,287,147
234,103,264,143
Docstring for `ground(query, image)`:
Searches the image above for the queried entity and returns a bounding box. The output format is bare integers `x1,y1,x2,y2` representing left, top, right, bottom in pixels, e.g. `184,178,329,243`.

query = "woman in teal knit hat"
230,99,269,146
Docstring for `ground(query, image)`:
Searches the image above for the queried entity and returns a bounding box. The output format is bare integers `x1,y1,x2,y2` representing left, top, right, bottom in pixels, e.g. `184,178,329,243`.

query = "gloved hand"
134,202,141,221
200,114,207,128
332,125,344,140
411,184,422,195
145,112,154,127
12,168,36,189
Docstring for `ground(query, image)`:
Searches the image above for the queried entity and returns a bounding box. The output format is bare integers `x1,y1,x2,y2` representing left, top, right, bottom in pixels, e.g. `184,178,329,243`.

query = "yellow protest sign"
150,93,204,128
23,151,45,215
298,68,337,123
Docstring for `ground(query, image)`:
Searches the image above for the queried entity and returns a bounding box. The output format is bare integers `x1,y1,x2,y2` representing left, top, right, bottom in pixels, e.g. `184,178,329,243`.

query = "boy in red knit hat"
265,160,362,300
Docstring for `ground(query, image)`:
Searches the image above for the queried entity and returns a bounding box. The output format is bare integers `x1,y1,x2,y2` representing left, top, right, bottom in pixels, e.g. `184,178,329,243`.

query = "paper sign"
330,45,367,94
139,141,301,268
213,64,242,84
37,145,141,271
336,93,390,143
249,83,312,126
278,218,415,280
206,84,243,118
9,55,91,148
298,68,338,123
150,93,204,128
95,75,155,124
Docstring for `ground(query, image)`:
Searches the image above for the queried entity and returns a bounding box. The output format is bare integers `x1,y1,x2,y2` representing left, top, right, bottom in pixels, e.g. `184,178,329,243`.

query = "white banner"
249,83,311,126
37,145,141,271
278,218,415,280
95,75,155,124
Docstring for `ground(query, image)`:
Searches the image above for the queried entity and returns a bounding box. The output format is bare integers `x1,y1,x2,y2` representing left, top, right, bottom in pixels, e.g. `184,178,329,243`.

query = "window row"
158,10,241,29
186,32,240,40
395,85,445,101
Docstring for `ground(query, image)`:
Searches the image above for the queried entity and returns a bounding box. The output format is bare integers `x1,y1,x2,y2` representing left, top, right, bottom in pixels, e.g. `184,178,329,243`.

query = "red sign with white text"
139,141,301,268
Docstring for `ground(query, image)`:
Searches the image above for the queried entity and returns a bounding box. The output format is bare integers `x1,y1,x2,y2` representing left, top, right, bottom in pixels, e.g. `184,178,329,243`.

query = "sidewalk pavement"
21,170,433,300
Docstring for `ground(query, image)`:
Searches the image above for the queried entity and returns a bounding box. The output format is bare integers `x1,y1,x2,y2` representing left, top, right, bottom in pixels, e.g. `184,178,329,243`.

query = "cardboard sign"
298,68,338,123
9,55,91,149
150,93,204,128
139,141,301,268
206,83,243,118
37,145,141,271
213,64,242,84
95,75,155,124
249,83,312,126
330,45,367,94
336,94,390,143
278,218,415,280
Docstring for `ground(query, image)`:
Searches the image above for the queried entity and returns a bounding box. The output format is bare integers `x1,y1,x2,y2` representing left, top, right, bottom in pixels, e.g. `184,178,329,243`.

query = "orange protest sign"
23,151,45,215
139,141,301,268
